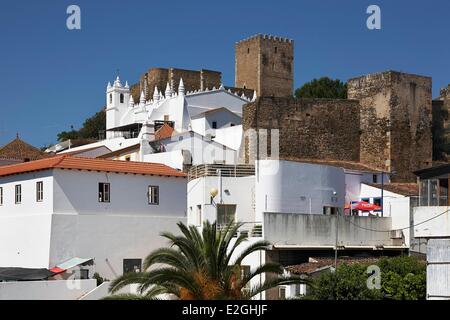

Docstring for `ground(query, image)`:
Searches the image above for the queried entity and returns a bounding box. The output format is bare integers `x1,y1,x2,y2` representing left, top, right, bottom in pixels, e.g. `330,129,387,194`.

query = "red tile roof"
0,137,49,161
0,155,186,178
286,257,382,275
154,123,175,140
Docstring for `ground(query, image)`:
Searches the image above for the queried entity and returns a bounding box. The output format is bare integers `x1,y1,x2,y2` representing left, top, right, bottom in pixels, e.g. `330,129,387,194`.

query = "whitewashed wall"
0,170,54,267
147,133,238,167
187,175,255,226
0,279,97,300
255,160,345,221
49,214,186,280
53,169,186,216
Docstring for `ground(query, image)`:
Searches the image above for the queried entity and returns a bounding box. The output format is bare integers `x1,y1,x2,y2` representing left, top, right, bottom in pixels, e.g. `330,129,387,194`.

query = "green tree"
302,256,426,300
78,109,106,139
106,221,306,300
304,263,383,300
295,77,347,99
57,108,106,142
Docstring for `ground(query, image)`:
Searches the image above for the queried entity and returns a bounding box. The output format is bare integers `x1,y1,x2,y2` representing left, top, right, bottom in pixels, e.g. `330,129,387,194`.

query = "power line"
343,208,450,233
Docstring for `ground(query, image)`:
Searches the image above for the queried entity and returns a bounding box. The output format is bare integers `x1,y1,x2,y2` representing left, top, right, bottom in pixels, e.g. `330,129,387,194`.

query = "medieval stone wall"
348,71,433,182
242,97,361,163
130,68,222,102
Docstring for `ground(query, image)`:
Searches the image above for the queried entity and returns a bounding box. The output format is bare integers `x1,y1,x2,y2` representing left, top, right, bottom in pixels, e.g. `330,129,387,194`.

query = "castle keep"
235,34,294,97
238,36,434,182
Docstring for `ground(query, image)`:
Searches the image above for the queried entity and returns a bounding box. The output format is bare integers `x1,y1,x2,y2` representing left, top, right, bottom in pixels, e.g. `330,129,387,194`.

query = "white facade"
144,131,239,170
0,168,187,280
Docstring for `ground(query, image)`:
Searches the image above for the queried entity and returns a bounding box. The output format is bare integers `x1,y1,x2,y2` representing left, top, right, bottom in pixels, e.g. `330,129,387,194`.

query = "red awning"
49,267,66,274
353,201,381,211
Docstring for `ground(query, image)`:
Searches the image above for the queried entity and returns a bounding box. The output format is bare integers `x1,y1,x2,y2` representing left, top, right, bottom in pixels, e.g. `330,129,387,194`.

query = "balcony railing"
188,164,255,182
217,222,263,238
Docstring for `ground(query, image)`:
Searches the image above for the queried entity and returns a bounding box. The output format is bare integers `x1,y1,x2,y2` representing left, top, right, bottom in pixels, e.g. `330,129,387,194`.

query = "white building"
51,77,250,170
187,159,409,299
0,155,187,281
413,164,450,300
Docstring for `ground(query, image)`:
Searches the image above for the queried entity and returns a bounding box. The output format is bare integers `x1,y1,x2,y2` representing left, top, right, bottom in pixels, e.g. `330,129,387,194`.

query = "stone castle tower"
348,71,433,182
235,34,294,97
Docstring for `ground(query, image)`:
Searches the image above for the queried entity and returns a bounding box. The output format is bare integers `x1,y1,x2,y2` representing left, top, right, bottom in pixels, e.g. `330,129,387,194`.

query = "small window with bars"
98,183,110,203
15,184,21,204
36,181,43,202
148,186,159,205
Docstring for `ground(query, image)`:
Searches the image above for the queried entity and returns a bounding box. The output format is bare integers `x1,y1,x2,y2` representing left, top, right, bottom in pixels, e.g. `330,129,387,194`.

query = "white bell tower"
106,76,131,131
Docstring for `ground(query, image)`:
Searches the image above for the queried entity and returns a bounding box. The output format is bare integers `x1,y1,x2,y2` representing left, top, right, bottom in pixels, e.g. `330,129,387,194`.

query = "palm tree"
106,221,306,300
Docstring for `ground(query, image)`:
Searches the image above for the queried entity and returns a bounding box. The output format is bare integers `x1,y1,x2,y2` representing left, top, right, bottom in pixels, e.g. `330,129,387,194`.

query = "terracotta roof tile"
154,123,175,140
0,155,186,178
286,256,382,275
0,138,48,161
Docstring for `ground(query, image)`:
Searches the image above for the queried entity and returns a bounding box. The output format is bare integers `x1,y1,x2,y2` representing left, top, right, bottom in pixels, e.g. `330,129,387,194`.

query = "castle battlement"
236,34,293,44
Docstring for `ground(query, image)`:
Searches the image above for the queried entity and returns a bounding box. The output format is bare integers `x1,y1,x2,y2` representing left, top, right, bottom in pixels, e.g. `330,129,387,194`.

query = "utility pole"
333,191,339,270
381,171,384,217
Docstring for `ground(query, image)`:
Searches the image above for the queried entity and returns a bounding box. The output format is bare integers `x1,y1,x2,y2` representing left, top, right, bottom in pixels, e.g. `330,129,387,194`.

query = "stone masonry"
348,71,433,182
130,68,222,102
242,97,361,163
235,34,294,98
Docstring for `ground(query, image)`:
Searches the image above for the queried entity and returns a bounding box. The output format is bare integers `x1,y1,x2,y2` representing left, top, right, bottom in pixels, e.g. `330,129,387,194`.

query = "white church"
53,75,254,171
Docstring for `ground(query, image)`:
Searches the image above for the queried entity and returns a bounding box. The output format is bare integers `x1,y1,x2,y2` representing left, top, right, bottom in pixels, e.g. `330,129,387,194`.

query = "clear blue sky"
0,0,449,148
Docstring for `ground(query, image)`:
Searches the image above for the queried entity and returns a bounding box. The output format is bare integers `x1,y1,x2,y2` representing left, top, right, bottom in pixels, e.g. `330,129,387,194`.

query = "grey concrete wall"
264,212,401,247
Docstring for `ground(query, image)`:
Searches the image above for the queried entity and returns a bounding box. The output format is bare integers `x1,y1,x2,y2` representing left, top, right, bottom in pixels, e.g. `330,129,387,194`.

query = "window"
247,48,250,54
373,197,382,211
36,181,43,202
125,155,131,161
217,204,236,226
74,269,89,280
120,93,124,103
15,185,21,204
109,93,112,104
0,187,3,205
212,121,217,129
195,205,202,226
274,46,278,53
323,206,337,215
279,286,286,299
148,186,159,205
123,259,142,274
98,183,110,203
372,174,378,183
164,115,170,122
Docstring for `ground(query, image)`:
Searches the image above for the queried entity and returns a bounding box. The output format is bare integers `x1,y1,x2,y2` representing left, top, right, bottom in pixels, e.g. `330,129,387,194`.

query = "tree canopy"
301,256,426,300
295,77,347,99
57,108,106,142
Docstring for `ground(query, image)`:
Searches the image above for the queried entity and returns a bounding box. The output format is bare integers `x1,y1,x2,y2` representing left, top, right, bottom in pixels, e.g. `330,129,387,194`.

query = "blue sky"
0,0,449,147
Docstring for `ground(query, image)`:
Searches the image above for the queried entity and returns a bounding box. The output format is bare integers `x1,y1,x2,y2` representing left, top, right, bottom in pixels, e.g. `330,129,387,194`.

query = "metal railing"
217,222,263,238
188,164,255,181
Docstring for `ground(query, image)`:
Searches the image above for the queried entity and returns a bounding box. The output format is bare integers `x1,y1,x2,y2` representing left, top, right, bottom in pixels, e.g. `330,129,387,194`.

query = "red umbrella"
353,201,381,211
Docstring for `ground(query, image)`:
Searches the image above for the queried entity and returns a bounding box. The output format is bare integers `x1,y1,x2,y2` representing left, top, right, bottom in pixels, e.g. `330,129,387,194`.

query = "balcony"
217,222,263,238
263,212,405,249
188,164,255,182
